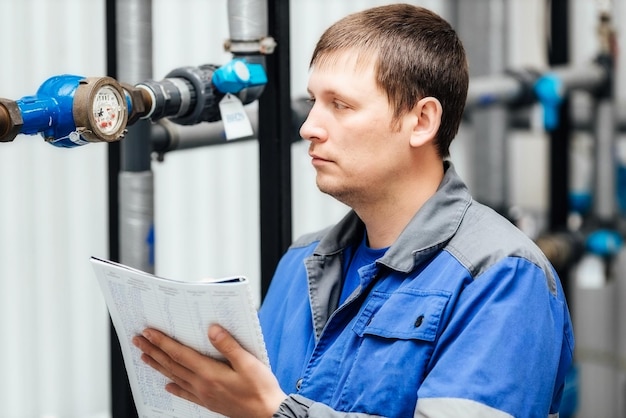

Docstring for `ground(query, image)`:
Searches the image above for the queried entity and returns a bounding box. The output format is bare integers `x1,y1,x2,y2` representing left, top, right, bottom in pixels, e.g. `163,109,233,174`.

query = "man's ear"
409,97,442,148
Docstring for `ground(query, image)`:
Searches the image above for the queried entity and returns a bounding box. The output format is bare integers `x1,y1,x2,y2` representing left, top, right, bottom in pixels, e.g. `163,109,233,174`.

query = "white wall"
0,0,110,416
0,0,619,416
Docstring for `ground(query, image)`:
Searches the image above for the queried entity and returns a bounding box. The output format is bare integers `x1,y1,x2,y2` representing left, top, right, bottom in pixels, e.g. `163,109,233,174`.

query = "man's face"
300,52,415,208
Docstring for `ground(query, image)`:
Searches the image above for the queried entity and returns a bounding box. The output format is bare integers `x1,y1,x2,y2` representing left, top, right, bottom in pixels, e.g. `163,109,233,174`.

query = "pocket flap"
355,289,451,342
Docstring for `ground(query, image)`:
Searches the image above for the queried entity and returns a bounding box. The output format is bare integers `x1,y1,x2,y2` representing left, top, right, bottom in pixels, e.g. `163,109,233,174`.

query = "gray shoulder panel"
446,201,558,295
290,226,332,249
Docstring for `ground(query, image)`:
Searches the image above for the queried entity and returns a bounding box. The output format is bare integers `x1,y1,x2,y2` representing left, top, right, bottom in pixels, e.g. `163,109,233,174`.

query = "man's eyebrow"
306,87,342,97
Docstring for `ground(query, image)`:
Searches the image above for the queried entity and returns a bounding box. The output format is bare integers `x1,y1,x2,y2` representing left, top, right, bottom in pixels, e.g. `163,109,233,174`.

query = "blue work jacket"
260,162,574,418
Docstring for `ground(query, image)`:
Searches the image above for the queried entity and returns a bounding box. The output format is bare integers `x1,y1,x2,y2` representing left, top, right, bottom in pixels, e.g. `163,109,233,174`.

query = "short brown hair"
310,4,469,158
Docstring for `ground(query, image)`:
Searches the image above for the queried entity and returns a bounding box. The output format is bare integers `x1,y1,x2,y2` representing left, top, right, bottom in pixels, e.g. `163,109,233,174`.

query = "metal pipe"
225,0,274,123
113,1,154,416
257,0,292,299
151,103,259,155
547,0,571,234
506,96,626,132
466,75,525,109
227,0,267,41
592,99,617,221
150,98,308,155
617,249,626,417
550,63,607,93
456,0,509,212
466,62,607,112
116,0,154,273
570,97,626,131
0,98,22,142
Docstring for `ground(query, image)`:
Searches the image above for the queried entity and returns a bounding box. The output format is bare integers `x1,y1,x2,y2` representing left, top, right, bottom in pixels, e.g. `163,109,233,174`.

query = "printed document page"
90,257,268,418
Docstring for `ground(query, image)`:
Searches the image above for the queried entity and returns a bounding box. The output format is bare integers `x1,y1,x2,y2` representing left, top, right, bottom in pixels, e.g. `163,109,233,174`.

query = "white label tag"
219,94,254,140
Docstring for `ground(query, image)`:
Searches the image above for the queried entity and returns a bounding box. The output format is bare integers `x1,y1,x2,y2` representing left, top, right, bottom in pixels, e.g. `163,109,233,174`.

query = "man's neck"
357,161,445,249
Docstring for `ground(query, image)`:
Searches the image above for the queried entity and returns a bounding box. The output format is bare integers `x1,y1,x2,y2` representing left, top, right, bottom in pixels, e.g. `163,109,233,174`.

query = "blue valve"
17,75,86,147
569,191,592,215
534,74,564,131
12,74,128,147
586,229,623,256
212,58,268,94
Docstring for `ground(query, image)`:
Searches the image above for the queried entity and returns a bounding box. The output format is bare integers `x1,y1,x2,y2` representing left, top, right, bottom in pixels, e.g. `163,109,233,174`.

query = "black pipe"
547,0,571,231
106,0,138,416
258,0,293,299
547,0,572,299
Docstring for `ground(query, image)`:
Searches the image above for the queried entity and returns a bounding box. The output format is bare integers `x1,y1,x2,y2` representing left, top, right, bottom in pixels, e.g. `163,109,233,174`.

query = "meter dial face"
92,85,125,136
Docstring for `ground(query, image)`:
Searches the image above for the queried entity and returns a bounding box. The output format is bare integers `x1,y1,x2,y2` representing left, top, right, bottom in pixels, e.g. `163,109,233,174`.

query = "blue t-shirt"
340,234,388,305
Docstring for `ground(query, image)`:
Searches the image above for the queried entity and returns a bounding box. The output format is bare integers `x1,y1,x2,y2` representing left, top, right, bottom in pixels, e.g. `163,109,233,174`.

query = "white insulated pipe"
227,0,268,41
117,0,155,273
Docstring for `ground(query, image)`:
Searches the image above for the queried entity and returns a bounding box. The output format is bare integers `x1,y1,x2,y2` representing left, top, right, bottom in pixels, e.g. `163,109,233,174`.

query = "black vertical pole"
258,0,293,300
547,0,571,232
106,1,138,417
547,0,573,302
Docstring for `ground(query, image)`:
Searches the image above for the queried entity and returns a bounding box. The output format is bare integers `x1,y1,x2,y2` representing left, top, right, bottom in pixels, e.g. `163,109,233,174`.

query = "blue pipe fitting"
534,74,564,132
16,75,87,148
212,58,268,94
585,229,623,257
568,191,593,215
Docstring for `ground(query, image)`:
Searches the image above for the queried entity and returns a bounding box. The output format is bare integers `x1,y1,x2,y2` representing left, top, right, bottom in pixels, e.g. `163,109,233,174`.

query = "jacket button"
296,378,303,391
414,315,424,327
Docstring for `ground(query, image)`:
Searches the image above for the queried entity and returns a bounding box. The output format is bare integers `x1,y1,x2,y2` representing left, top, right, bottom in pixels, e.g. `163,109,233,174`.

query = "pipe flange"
166,65,224,125
0,98,23,142
121,83,149,125
224,36,277,55
504,68,541,108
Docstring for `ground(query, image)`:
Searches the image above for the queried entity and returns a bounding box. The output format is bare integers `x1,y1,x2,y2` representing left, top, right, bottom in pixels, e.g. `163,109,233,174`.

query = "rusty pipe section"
0,99,23,142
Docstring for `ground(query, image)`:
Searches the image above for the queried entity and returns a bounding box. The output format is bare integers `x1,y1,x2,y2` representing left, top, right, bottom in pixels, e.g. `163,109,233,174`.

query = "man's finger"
133,330,197,384
165,382,203,406
208,324,258,372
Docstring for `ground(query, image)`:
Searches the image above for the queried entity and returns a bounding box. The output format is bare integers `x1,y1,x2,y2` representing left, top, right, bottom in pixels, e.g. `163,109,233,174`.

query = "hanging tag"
219,94,253,140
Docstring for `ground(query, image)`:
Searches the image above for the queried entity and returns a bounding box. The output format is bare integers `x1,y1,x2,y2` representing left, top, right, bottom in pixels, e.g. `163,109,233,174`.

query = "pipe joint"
503,68,541,108
224,36,277,55
0,98,23,142
592,53,614,100
166,64,222,125
534,74,564,131
122,83,150,125
212,58,268,94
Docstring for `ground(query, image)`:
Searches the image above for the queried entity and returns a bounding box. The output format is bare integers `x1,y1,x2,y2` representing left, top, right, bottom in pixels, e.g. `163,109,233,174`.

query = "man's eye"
306,98,315,107
334,101,348,110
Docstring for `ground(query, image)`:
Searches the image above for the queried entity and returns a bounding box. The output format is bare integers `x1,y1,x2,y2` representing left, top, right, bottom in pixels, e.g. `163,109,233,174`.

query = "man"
133,4,574,417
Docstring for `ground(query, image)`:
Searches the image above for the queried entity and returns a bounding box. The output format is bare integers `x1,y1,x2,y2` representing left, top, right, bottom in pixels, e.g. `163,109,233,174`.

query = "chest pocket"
353,288,451,342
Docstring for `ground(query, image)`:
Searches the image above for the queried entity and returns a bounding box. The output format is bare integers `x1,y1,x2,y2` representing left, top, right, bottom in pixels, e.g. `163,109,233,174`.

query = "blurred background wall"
0,0,623,416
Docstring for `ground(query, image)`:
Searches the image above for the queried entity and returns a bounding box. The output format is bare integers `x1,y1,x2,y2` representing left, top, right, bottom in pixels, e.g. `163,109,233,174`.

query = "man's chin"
317,182,354,206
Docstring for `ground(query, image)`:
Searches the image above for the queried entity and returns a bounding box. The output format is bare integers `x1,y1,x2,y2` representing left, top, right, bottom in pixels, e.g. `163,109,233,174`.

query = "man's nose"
299,106,326,142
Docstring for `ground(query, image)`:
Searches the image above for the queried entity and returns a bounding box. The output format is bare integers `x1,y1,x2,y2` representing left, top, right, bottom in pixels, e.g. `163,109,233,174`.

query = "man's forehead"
311,49,378,74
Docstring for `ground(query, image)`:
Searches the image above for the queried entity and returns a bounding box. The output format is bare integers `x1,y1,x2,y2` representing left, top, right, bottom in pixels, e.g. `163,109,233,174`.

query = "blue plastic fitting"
16,74,87,148
212,58,268,94
534,74,564,131
585,229,623,256
568,191,592,215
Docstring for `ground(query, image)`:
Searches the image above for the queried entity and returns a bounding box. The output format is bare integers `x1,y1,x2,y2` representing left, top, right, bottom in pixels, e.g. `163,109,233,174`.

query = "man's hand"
132,324,287,418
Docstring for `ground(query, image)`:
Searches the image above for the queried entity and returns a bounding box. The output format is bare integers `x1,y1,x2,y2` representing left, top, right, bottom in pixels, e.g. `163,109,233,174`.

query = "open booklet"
90,256,269,418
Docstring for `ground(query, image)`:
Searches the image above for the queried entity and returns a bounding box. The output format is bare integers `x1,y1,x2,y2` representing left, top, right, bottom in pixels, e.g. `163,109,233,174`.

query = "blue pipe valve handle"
15,75,128,148
212,58,268,94
534,74,564,132
586,229,623,257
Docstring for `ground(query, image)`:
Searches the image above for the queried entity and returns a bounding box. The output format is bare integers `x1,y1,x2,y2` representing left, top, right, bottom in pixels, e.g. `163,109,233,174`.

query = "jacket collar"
313,161,472,273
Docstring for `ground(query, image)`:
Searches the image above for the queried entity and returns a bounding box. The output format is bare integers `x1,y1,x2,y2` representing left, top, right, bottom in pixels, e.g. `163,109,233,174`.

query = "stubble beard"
316,176,367,209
